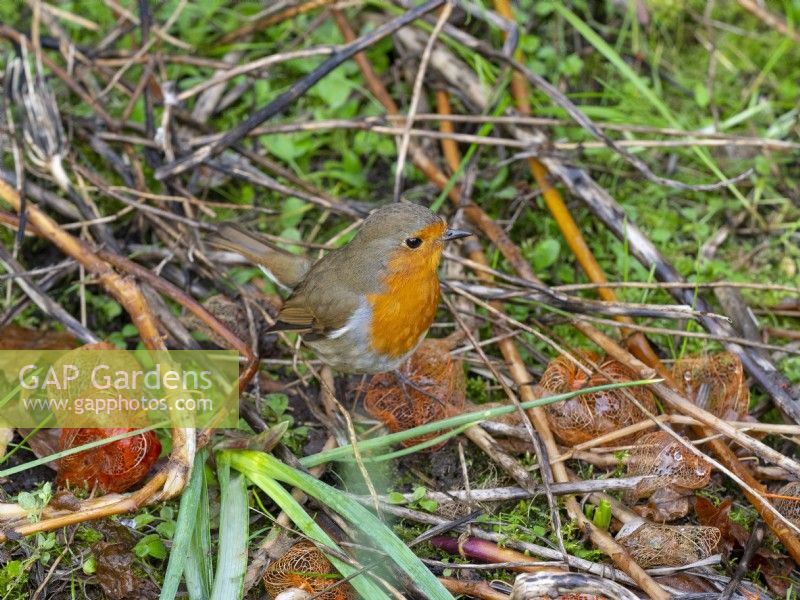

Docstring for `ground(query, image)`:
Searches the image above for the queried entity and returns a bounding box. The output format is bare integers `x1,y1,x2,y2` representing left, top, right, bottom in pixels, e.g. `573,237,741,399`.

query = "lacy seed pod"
616,520,720,568
263,541,354,600
772,481,800,529
626,431,712,500
364,338,465,449
672,352,749,419
539,352,657,446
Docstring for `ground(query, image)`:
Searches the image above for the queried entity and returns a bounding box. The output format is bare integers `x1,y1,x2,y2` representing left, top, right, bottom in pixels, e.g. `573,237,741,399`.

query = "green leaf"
418,498,439,513
318,164,365,188
410,486,426,502
279,198,312,228
16,492,36,511
387,491,407,505
693,82,710,108
262,393,289,418
37,532,56,550
156,520,176,540
754,155,771,176
341,148,362,174
560,53,584,76
651,228,673,243
229,267,263,285
494,186,517,199
133,513,156,529
253,79,272,104
184,458,213,600
530,238,561,271
134,534,167,560
353,130,394,157
82,555,97,575
311,71,353,109
264,134,308,162
592,500,612,530
232,464,391,600
519,34,540,53
4,560,22,578
277,227,304,254
102,299,122,320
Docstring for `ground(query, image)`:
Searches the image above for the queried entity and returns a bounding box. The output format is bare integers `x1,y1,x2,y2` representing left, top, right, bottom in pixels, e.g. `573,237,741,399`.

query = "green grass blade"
160,448,208,600
339,424,474,463
184,452,213,600
300,379,659,467
226,450,455,600
209,453,248,600
237,465,392,600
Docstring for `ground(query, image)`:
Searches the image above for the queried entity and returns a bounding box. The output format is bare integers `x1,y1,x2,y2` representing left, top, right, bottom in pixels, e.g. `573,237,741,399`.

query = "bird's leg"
390,368,443,406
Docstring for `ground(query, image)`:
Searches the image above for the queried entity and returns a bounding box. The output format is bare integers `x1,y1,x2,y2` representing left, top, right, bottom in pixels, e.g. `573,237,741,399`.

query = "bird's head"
356,203,471,276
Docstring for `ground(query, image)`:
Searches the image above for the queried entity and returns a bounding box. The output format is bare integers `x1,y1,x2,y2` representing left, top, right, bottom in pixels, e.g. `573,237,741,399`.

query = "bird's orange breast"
368,268,440,357
367,222,445,358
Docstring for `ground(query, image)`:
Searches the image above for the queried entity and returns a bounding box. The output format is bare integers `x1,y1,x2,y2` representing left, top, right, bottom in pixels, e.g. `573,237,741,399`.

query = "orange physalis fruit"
364,338,465,449
50,343,161,494
56,428,161,493
538,352,657,446
263,540,354,600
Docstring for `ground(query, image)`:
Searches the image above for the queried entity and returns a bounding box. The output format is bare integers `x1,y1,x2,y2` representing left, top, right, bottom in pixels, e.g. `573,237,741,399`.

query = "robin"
211,203,471,373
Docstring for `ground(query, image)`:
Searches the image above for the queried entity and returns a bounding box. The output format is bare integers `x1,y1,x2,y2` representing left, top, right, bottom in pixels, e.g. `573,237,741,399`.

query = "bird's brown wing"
269,249,369,338
269,293,359,340
268,305,315,331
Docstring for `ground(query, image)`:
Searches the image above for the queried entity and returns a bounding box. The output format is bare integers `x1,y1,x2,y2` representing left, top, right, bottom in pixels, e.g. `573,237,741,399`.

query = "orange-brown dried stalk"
672,352,749,419
263,541,354,600
364,337,465,449
539,352,657,446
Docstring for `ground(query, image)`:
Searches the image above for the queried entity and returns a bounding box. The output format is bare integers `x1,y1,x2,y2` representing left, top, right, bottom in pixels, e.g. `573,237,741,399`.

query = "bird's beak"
442,228,472,242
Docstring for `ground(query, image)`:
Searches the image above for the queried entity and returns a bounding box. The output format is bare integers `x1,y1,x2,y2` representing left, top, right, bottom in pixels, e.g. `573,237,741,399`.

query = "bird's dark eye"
405,237,422,249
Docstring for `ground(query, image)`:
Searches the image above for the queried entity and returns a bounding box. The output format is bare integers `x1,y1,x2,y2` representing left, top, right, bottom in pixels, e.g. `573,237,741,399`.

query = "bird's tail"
207,223,312,289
